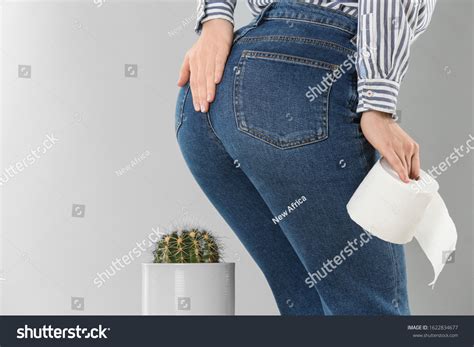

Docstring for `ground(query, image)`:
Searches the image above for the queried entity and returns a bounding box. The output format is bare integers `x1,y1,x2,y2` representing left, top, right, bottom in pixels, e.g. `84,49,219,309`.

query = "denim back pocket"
234,50,337,149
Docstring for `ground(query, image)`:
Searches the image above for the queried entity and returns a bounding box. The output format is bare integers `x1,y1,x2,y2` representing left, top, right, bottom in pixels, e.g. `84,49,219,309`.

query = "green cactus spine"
153,232,175,263
153,228,221,264
200,231,220,263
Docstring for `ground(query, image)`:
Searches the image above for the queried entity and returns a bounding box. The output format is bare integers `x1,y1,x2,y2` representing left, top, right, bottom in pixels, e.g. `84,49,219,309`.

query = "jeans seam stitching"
206,110,228,152
356,132,370,171
237,35,356,56
241,49,338,70
233,25,257,44
388,243,402,314
176,85,191,138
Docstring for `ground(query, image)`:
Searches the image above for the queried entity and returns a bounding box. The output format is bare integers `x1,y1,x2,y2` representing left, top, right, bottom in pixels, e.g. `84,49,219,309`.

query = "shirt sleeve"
356,0,437,115
195,0,237,34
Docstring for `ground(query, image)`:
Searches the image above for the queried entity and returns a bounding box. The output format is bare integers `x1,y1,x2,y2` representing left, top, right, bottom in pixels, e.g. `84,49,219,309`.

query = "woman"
175,0,436,315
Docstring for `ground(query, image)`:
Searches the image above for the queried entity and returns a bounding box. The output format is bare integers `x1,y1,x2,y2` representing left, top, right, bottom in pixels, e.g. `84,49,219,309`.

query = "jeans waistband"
256,1,358,36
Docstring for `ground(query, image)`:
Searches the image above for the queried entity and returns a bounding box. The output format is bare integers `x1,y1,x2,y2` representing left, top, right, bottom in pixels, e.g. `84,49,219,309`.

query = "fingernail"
200,102,206,113
207,93,212,102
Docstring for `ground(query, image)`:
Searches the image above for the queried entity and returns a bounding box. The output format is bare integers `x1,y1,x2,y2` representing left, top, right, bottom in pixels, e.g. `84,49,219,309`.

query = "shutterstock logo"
17,325,110,340
177,297,191,311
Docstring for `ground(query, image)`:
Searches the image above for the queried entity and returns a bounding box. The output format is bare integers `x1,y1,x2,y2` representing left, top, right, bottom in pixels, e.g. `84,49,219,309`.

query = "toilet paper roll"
347,158,457,287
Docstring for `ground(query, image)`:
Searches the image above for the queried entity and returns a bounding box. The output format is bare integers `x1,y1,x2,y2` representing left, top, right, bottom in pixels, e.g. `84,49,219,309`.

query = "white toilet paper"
347,158,457,287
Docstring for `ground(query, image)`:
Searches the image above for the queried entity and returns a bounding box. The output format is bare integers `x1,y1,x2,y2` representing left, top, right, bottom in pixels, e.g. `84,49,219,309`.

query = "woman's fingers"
197,58,208,112
397,149,410,181
399,141,421,181
205,58,216,105
177,54,190,87
360,110,422,184
410,143,421,180
385,150,410,183
405,154,412,179
188,52,216,112
177,19,233,113
214,52,227,84
403,141,418,178
189,54,201,112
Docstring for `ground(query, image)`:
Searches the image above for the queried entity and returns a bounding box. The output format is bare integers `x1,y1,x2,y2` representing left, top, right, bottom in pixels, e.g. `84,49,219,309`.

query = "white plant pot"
141,263,235,315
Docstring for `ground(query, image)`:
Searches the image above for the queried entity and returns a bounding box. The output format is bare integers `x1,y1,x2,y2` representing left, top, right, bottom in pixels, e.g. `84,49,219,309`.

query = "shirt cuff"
195,1,235,34
356,78,400,115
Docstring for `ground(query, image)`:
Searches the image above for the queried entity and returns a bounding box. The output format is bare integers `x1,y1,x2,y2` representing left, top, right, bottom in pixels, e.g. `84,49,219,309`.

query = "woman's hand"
361,110,420,183
177,19,234,113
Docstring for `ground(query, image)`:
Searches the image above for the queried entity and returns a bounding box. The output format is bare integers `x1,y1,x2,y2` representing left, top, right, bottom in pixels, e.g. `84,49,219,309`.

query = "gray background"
0,0,472,315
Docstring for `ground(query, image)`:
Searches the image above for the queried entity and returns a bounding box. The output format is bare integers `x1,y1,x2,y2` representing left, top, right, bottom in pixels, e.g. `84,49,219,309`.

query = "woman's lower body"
175,2,409,315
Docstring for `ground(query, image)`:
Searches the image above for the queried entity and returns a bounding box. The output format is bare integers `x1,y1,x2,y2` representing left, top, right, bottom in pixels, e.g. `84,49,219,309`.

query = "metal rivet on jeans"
392,299,399,308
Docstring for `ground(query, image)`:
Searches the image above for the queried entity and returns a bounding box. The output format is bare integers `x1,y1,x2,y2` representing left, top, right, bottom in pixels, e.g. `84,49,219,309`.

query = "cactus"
153,228,221,263
200,230,220,263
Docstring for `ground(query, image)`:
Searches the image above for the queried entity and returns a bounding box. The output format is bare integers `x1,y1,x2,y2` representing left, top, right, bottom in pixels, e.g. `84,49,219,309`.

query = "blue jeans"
175,2,409,315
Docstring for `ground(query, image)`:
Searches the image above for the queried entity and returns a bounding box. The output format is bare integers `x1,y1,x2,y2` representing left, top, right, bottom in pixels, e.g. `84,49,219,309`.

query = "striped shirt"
196,0,437,115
